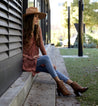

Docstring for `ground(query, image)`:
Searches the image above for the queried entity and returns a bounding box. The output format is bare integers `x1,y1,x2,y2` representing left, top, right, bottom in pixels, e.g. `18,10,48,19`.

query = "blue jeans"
36,55,69,83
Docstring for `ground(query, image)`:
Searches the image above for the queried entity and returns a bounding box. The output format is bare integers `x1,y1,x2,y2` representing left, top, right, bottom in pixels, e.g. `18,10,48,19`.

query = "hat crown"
26,7,39,14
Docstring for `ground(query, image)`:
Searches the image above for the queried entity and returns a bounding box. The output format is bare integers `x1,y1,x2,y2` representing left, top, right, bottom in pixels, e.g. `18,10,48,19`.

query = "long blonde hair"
23,14,40,47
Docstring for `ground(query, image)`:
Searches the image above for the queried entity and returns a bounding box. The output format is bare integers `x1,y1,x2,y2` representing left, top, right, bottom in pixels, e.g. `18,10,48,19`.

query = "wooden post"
68,6,70,48
78,0,84,56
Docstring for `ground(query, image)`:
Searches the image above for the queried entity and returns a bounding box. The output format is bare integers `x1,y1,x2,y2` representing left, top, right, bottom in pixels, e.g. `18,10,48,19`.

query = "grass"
59,48,98,106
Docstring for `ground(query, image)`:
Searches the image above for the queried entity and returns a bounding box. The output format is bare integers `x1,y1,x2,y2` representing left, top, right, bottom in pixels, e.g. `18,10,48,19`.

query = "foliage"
51,31,60,46
84,33,98,48
83,1,98,27
62,1,79,28
83,43,97,48
56,42,62,47
60,48,98,105
74,42,78,48
62,2,68,28
51,29,68,46
85,34,98,45
62,0,98,28
87,43,97,48
73,33,98,48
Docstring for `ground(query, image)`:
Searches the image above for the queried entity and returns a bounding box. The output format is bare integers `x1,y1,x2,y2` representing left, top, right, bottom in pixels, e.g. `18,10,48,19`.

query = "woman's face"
33,14,39,25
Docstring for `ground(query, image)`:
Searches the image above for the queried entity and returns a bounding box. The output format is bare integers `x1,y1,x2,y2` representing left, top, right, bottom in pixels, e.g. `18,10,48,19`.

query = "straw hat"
23,7,46,19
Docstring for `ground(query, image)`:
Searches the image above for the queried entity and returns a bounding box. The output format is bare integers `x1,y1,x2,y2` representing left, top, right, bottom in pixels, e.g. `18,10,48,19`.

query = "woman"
23,7,88,96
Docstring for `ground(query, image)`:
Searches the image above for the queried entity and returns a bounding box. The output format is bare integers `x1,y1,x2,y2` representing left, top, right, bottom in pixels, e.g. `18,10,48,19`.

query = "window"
0,0,22,62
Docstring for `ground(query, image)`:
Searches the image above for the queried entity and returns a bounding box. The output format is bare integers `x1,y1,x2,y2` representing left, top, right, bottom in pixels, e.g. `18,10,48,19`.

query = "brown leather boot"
70,82,88,96
57,80,71,96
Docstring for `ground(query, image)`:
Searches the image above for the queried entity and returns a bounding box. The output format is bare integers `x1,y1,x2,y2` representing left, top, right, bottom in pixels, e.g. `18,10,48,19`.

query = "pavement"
23,46,80,106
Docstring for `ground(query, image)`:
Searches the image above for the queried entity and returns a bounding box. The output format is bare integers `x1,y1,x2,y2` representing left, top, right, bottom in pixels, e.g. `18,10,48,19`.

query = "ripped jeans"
36,55,69,83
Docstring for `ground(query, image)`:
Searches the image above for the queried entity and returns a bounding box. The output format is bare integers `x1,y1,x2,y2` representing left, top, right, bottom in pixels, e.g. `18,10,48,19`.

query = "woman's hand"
40,64,45,67
40,64,56,70
53,64,56,70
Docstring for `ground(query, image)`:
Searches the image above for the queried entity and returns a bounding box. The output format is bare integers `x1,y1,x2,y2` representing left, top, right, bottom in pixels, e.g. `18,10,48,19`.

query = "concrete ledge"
45,44,51,52
24,73,56,106
0,44,51,106
0,72,37,106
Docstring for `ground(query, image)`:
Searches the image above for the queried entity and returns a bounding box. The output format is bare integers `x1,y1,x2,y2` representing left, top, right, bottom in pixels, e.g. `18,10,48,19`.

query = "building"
0,0,51,97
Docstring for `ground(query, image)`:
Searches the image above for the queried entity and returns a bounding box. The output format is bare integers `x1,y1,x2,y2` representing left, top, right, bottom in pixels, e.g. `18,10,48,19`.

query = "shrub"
84,34,98,47
56,42,62,47
87,43,97,48
73,42,78,48
73,34,98,48
83,43,88,48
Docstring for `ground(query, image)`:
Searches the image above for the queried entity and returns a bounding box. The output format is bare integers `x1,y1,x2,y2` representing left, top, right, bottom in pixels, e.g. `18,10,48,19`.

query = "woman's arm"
39,27,56,69
39,27,47,55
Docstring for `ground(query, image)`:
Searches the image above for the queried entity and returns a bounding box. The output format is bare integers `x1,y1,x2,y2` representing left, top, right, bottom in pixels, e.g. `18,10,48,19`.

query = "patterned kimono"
23,27,47,76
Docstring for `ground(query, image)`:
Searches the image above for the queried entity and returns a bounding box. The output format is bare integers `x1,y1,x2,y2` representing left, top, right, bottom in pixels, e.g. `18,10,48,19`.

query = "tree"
62,0,98,28
62,0,78,29
83,0,98,27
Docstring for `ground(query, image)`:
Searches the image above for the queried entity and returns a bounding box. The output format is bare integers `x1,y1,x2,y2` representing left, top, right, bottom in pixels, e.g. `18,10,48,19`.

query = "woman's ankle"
66,79,73,85
54,76,61,83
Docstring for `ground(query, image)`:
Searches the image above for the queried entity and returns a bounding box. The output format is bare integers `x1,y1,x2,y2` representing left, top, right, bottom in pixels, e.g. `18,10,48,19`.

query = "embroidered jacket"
23,27,47,76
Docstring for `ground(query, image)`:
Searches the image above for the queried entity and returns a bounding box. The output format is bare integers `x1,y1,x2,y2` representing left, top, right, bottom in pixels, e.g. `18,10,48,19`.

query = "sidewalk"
23,46,80,106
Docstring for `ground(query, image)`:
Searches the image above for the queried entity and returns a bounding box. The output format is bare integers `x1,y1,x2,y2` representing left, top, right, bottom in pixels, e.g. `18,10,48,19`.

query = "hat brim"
23,12,46,19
